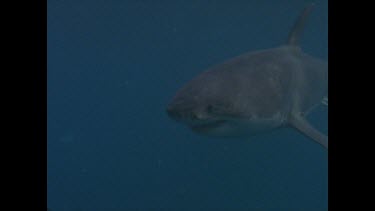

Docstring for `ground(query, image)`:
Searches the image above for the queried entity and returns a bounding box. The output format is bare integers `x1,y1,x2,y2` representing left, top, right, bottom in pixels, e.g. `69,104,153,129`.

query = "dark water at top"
47,0,328,210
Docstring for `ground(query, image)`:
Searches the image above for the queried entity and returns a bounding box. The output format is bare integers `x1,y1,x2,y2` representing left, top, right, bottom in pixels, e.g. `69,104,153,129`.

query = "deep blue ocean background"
47,0,328,210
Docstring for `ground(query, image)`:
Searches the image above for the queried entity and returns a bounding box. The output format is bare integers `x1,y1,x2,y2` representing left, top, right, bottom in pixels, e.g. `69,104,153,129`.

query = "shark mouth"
190,120,227,133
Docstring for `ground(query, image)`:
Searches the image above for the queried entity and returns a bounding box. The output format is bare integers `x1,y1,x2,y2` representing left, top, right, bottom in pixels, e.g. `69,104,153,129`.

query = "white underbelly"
191,112,286,137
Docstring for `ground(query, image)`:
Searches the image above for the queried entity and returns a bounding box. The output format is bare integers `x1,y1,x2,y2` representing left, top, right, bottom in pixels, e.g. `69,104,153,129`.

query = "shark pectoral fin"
322,96,328,106
289,113,328,149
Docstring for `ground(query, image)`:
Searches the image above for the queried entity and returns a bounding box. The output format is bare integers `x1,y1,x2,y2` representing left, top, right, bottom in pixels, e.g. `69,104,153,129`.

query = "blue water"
47,0,328,210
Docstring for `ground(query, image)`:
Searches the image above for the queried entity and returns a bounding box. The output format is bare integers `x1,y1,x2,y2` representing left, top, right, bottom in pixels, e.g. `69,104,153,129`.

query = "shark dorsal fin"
287,3,315,46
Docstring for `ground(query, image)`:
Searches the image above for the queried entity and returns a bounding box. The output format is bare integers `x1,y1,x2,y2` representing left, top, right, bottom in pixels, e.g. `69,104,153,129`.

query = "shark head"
166,67,284,137
167,74,228,135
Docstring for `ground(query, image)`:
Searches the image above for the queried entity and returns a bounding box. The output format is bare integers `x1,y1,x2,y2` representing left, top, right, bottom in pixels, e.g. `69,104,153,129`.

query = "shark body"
167,4,328,149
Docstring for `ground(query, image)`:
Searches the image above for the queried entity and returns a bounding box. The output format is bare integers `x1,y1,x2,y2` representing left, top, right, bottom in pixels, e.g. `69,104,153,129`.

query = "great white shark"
166,4,328,149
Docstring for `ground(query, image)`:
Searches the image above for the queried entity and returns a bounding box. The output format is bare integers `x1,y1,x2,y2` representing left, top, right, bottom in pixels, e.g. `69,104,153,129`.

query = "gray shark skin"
166,4,328,149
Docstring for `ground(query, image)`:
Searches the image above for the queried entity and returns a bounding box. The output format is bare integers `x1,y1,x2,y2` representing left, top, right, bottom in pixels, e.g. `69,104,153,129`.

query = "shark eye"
192,112,205,120
206,105,214,113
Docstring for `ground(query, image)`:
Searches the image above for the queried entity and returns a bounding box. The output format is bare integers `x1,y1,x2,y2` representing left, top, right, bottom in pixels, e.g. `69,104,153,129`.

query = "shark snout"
166,104,180,120
166,105,193,121
166,102,188,121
